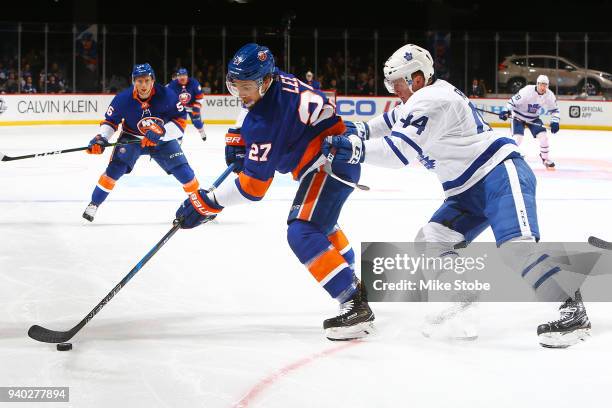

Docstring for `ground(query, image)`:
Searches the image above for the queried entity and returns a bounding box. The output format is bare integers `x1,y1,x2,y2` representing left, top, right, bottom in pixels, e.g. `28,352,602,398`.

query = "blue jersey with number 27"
232,70,344,201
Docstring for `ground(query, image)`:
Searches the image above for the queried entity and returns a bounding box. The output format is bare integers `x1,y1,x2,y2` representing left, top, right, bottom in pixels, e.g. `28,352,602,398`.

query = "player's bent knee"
287,220,310,250
105,161,129,180
414,222,466,260
536,132,548,143
171,163,196,185
415,222,465,243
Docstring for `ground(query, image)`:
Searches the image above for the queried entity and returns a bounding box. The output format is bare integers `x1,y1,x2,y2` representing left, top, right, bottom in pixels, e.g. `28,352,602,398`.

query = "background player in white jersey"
324,44,591,348
499,75,560,170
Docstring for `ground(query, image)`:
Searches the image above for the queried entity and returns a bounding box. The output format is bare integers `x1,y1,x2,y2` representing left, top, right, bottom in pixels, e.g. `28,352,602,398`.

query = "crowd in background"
0,46,382,96
0,47,597,98
0,57,68,94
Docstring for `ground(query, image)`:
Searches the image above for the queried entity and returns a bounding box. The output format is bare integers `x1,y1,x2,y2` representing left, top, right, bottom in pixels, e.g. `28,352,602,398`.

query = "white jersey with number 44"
364,79,520,197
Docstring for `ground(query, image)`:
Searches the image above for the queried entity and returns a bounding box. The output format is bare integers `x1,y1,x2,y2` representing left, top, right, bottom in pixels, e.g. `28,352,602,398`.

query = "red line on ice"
233,340,363,408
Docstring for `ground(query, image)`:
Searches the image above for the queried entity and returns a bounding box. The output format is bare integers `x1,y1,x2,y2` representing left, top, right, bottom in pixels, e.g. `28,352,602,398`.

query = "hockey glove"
550,122,559,134
499,110,511,121
139,120,166,147
322,135,365,164
86,135,108,154
176,189,223,229
344,120,370,140
225,129,246,173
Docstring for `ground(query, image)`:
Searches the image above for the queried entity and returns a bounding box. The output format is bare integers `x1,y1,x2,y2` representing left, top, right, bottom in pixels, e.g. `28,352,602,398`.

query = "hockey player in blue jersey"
166,68,207,141
175,43,375,341
325,44,591,348
83,63,201,222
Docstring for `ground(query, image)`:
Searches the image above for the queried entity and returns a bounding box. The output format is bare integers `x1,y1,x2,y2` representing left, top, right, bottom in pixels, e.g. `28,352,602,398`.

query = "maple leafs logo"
418,154,436,169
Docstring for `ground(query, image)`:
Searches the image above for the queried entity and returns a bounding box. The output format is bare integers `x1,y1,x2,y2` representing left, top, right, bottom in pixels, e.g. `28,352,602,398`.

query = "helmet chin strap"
258,77,272,97
407,78,416,93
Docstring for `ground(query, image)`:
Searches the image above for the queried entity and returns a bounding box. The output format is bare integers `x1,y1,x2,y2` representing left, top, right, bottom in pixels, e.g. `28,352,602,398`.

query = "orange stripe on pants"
182,178,200,193
97,174,116,191
308,247,348,283
297,171,327,221
328,229,351,254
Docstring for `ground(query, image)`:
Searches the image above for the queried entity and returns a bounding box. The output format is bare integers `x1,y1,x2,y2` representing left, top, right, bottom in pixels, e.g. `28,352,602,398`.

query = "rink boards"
0,93,611,130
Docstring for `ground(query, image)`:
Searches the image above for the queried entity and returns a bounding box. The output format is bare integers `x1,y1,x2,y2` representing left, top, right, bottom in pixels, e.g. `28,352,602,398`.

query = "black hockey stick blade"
28,325,79,344
588,236,612,250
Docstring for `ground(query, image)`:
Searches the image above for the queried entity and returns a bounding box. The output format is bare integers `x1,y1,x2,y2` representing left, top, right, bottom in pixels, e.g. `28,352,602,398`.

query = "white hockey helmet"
537,74,549,85
383,44,434,93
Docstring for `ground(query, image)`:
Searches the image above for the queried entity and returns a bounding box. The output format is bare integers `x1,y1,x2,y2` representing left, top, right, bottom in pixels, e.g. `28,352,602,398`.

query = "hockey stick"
475,107,551,130
27,164,235,344
324,148,370,191
588,236,612,250
1,140,141,162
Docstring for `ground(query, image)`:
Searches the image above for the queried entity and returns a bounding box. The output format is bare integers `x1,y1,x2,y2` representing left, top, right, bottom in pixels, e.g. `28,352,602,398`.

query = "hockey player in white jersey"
499,75,560,170
324,44,591,348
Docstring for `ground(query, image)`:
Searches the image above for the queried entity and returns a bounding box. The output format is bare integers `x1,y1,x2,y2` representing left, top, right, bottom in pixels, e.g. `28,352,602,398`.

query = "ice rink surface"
1,124,612,407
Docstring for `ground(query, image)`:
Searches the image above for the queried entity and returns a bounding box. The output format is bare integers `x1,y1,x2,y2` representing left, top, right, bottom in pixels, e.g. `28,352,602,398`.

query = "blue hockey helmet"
132,63,156,82
226,43,275,97
176,67,189,77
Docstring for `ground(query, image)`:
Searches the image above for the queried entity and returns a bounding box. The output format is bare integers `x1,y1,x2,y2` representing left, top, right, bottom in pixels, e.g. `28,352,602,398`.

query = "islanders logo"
179,92,191,105
257,50,268,61
137,116,165,136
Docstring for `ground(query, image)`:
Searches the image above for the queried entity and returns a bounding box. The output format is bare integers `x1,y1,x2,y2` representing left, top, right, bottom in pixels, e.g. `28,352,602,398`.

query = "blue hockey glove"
499,110,511,121
225,129,246,173
176,189,223,229
322,135,365,164
550,122,559,134
86,135,108,155
344,120,370,140
138,118,166,147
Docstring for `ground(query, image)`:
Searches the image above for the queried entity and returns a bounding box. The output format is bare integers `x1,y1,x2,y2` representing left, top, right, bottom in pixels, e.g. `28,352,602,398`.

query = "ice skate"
82,202,98,222
540,153,555,171
324,284,375,341
538,290,591,348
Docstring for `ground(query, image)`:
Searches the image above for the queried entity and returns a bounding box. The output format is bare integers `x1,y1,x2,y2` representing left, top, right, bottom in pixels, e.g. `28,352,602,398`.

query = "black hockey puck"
56,343,72,351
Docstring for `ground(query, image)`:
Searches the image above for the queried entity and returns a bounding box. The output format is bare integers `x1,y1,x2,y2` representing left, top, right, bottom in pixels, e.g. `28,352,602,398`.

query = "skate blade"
325,321,375,341
538,328,590,348
545,167,556,171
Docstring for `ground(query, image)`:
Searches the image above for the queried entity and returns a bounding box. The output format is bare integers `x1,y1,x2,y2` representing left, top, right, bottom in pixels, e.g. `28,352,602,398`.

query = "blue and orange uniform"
178,58,361,304
85,64,200,216
166,68,207,139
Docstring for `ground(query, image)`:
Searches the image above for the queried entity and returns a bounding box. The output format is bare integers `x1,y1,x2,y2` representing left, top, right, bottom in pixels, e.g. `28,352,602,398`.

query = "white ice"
1,125,612,408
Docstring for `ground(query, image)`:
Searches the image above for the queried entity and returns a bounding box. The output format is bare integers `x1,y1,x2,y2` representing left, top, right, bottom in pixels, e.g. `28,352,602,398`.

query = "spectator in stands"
328,78,338,93
23,76,36,93
107,74,128,93
202,81,212,94
0,62,7,82
47,74,64,93
21,63,32,81
468,78,486,97
5,72,18,93
76,32,98,92
355,72,374,95
304,71,321,89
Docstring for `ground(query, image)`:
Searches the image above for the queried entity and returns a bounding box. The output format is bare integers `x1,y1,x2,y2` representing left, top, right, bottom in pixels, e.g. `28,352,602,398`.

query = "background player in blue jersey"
83,63,201,222
175,43,375,341
167,68,207,141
